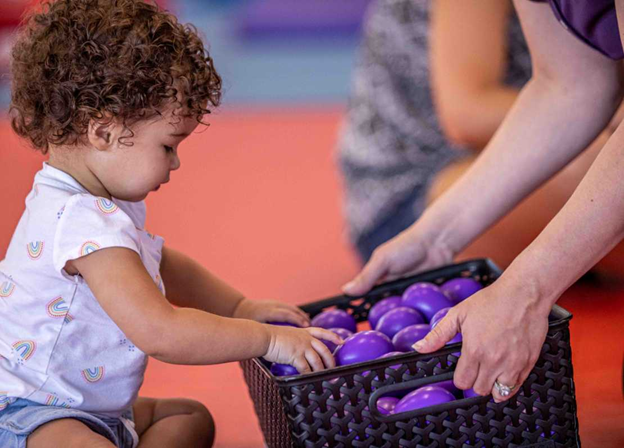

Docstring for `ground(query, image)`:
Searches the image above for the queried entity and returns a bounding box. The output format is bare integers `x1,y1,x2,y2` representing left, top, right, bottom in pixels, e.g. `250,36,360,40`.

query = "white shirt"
0,163,165,417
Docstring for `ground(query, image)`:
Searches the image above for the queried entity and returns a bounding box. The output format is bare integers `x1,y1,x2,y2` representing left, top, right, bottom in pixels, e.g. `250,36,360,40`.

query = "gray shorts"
0,398,139,448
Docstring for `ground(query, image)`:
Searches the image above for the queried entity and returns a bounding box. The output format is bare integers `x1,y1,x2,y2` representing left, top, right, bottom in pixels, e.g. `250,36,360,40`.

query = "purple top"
532,0,622,59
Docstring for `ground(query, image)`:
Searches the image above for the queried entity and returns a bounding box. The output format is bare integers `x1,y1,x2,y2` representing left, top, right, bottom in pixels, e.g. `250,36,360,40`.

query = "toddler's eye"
164,145,174,153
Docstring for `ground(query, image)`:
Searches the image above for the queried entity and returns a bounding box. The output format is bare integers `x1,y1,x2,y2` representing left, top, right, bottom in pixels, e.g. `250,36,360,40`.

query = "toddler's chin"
114,191,150,202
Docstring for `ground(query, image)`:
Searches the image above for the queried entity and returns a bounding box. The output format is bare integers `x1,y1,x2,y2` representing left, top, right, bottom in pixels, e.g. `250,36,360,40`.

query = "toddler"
0,1,341,447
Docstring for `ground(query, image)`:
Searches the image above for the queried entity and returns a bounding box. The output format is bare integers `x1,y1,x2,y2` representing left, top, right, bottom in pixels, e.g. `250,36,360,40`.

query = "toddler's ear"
87,119,116,151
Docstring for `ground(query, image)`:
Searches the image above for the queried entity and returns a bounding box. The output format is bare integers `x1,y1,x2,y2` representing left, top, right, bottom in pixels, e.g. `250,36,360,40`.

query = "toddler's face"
92,108,201,202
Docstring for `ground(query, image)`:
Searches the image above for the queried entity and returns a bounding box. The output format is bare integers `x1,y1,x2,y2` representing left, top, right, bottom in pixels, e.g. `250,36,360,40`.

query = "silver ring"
494,380,517,397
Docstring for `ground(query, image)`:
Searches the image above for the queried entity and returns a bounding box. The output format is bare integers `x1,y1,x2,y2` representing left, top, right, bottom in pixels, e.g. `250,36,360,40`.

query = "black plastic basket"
240,259,580,447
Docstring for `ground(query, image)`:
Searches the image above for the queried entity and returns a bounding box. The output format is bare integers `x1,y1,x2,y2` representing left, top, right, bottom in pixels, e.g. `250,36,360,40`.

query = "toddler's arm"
159,245,245,316
66,247,340,369
159,246,309,326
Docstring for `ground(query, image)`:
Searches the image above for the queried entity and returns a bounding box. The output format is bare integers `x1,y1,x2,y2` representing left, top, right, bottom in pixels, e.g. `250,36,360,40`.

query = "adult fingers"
342,249,389,296
453,352,480,392
413,312,460,353
491,370,523,402
508,353,540,400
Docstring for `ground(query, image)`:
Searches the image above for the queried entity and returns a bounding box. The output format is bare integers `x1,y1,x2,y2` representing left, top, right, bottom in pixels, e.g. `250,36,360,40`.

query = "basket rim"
257,258,573,386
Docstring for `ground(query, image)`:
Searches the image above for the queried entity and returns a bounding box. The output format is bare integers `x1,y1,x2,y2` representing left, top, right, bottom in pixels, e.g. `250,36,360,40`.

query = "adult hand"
343,226,454,296
413,277,550,401
233,298,310,328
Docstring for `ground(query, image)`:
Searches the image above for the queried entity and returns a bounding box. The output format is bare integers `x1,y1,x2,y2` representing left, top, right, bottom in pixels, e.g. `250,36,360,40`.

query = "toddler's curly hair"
10,0,222,153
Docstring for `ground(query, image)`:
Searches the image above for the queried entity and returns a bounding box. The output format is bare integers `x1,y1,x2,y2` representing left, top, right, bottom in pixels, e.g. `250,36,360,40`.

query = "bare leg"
133,397,215,448
27,418,116,448
427,132,624,278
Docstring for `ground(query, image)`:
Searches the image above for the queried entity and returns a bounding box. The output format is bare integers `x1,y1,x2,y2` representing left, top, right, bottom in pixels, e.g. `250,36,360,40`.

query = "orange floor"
1,108,623,447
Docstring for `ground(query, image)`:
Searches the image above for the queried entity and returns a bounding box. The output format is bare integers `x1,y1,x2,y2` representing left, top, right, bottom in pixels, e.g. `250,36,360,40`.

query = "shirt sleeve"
53,194,141,279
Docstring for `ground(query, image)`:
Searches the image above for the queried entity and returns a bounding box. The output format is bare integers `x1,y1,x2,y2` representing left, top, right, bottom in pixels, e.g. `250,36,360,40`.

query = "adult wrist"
498,253,560,318
415,206,464,257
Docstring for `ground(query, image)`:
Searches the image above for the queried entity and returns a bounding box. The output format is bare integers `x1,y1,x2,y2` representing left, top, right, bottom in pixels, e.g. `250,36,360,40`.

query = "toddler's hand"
234,298,310,328
264,325,343,374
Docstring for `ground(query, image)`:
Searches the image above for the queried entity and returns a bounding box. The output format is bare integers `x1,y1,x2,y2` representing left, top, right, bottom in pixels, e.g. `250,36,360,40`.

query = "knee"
182,399,215,446
182,399,212,421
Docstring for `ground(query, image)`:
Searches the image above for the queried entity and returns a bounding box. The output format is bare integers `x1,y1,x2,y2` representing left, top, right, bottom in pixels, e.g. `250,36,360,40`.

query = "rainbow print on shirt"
0,393,9,411
12,340,36,363
26,241,44,260
95,198,119,215
45,394,71,408
82,366,105,383
0,281,15,298
80,241,101,256
46,297,73,323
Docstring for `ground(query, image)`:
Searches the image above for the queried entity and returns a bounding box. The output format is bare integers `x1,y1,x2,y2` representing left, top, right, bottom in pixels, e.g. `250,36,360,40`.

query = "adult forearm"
150,308,270,365
504,122,624,309
420,76,621,255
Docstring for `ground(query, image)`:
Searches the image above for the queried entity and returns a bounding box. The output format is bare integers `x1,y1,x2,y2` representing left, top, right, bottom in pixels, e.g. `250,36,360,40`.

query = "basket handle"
368,371,489,424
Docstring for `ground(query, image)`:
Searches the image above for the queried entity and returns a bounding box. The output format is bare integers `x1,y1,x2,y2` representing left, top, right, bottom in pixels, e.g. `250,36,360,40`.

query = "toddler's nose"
170,153,181,171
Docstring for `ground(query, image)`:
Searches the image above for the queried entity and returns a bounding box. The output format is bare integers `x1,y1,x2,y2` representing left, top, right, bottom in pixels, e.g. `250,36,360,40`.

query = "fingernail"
342,281,355,292
413,341,424,351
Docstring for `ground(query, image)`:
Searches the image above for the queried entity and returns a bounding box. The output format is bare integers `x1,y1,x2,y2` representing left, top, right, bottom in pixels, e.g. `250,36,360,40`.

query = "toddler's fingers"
281,305,310,325
307,327,343,345
305,349,326,372
269,309,309,327
311,338,336,369
292,357,312,375
291,306,311,322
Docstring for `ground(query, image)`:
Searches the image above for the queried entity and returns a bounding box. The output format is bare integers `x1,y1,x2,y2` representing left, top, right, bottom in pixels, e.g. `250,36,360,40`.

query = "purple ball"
433,379,459,395
311,309,357,333
375,306,425,338
430,307,451,329
402,283,453,322
440,278,482,304
270,363,299,376
392,324,431,352
394,386,455,414
329,327,353,339
335,330,394,366
377,396,399,415
367,295,402,329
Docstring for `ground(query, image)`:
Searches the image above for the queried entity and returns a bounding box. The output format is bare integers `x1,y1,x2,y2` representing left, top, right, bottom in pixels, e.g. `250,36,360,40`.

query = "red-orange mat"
1,108,622,447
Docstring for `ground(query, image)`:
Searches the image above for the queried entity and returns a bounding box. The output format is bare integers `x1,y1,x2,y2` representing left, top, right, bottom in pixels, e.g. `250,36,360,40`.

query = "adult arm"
344,0,623,295
350,0,624,401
